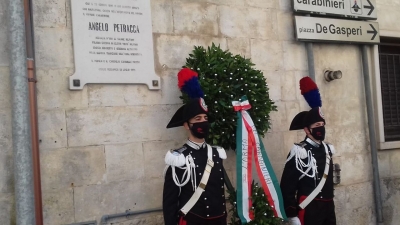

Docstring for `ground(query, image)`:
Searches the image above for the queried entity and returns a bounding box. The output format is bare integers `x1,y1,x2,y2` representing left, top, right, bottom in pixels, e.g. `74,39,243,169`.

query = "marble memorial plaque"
69,0,160,90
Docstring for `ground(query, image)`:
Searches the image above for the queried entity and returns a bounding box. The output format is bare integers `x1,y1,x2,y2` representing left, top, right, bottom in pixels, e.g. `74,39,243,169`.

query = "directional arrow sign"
295,16,380,44
293,0,377,20
364,0,375,16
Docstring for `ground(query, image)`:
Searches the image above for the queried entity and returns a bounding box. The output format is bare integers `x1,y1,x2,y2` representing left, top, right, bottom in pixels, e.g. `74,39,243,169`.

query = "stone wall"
376,0,400,224
378,149,400,225
0,0,400,224
0,0,16,223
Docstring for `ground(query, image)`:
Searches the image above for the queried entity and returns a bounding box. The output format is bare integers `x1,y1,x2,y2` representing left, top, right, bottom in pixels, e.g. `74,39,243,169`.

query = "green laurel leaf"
181,43,277,150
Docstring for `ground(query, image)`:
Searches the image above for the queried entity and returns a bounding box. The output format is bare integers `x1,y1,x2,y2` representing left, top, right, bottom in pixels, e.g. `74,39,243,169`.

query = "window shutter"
379,53,400,141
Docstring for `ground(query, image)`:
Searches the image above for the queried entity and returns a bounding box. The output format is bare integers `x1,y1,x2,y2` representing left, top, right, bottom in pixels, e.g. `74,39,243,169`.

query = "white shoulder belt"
180,144,214,215
299,142,331,209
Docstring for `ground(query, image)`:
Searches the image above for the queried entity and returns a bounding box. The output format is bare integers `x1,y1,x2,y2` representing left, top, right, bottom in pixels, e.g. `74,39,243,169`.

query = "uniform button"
204,198,207,200
206,206,209,208
217,162,219,164
223,203,225,205
193,157,196,159
196,165,199,167
220,169,222,171
221,186,224,188
221,178,223,180
214,154,216,156
320,196,323,198
207,215,209,217
199,173,202,175
222,194,225,197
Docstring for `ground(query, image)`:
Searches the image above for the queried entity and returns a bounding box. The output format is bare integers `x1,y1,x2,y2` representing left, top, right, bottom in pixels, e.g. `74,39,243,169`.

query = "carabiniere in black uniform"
281,93,337,225
163,140,227,225
280,137,335,219
164,69,228,225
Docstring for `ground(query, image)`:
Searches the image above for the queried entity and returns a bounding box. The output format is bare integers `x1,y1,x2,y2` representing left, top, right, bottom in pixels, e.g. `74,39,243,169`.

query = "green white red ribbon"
233,97,287,224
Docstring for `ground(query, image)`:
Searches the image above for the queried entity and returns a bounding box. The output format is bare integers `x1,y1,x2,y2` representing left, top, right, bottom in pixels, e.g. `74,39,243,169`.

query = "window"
373,35,400,149
379,38,400,142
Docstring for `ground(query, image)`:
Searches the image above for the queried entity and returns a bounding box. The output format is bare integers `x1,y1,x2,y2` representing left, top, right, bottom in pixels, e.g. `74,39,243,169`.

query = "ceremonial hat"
166,68,209,129
289,77,325,130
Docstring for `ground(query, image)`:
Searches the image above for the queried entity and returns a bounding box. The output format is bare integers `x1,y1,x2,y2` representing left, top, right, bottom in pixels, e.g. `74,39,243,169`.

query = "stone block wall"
0,0,400,224
378,149,400,225
376,0,400,224
0,0,15,223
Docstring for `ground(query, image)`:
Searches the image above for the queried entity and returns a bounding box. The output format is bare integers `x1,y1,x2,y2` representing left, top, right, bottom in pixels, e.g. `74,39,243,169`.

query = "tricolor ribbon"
233,96,287,224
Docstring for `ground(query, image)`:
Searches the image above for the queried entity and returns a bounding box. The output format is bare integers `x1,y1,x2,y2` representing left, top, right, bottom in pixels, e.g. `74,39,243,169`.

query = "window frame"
372,30,400,150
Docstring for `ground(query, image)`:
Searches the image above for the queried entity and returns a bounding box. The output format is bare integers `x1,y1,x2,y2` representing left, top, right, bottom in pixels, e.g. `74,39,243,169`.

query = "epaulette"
325,142,335,155
164,146,187,167
213,145,227,159
286,143,308,162
295,142,307,148
172,146,187,155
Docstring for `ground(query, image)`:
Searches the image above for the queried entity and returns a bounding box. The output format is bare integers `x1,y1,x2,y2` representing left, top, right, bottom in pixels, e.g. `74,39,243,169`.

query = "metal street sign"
293,0,377,20
295,16,380,44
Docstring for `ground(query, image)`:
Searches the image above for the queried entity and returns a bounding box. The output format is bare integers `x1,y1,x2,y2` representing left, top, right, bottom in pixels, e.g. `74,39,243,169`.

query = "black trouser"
186,221,226,225
300,198,336,225
179,216,227,225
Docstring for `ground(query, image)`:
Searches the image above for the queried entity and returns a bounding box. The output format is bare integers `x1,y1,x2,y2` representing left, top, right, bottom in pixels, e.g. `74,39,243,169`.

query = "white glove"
288,217,301,225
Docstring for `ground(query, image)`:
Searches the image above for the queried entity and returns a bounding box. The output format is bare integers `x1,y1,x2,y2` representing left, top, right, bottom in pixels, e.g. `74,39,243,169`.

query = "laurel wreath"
181,43,277,150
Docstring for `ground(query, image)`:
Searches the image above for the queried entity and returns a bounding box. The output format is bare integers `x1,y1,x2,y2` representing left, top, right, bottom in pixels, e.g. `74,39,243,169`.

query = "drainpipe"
24,0,43,223
305,14,315,81
27,58,43,225
7,0,36,224
360,45,383,223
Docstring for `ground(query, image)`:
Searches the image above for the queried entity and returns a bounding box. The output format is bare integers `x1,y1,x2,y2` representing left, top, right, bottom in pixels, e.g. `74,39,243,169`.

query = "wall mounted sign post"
295,16,379,44
293,0,377,20
69,0,160,90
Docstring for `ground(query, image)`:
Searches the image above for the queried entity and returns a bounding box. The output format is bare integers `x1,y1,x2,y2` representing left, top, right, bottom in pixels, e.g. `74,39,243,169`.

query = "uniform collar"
305,137,320,148
186,139,206,150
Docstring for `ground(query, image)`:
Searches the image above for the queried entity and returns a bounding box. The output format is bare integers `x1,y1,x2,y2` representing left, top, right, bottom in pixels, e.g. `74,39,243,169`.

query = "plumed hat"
289,77,325,130
166,68,209,128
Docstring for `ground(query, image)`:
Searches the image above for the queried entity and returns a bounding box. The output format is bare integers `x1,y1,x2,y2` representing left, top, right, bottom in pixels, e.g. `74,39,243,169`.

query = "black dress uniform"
282,77,337,225
280,137,336,225
164,69,227,225
163,140,227,225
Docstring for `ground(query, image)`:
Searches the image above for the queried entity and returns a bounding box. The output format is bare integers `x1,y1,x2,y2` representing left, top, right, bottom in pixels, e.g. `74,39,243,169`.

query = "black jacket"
163,141,227,225
280,138,334,217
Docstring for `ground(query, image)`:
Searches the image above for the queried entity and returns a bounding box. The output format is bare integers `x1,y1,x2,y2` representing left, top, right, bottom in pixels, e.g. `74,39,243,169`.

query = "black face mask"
310,126,325,141
189,121,210,139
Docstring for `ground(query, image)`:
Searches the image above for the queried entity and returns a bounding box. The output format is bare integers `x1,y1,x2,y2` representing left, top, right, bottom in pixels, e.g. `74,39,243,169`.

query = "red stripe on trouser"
179,216,187,225
298,195,307,225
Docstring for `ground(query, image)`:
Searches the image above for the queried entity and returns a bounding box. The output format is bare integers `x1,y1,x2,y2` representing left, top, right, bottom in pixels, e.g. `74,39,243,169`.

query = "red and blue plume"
178,68,204,99
300,77,322,108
